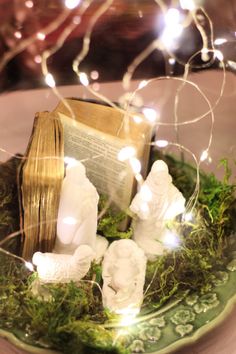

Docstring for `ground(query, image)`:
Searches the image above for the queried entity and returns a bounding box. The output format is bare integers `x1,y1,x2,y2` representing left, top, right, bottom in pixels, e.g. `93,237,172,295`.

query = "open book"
19,99,153,259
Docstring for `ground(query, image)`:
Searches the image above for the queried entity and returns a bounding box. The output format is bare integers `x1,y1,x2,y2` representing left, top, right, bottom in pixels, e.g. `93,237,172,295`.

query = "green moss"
58,321,129,354
0,254,118,352
97,195,133,240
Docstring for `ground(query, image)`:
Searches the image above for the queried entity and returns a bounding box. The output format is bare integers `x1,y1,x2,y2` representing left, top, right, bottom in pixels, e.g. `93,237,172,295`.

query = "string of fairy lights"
0,0,233,323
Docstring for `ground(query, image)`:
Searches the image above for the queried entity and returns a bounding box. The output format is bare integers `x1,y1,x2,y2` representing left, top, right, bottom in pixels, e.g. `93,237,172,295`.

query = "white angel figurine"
55,161,99,254
130,160,185,259
102,239,147,314
32,244,95,283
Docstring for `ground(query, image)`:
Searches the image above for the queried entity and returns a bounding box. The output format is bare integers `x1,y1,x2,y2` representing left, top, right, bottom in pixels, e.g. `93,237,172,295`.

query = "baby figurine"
32,244,95,283
55,161,99,254
102,239,147,314
130,160,185,259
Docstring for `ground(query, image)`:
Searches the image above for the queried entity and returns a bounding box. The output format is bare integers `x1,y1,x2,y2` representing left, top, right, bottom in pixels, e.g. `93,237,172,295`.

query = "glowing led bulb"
142,107,159,123
79,72,89,86
168,58,176,65
215,50,224,61
25,0,34,8
214,38,227,45
14,31,22,39
138,80,148,89
227,60,236,70
161,15,183,49
118,308,139,326
25,261,34,272
118,146,136,162
183,212,193,222
37,32,45,41
90,70,99,80
200,150,208,162
130,157,141,174
155,140,169,148
165,8,181,26
62,216,78,225
163,230,180,249
65,0,81,9
45,73,55,88
133,115,143,124
34,55,42,64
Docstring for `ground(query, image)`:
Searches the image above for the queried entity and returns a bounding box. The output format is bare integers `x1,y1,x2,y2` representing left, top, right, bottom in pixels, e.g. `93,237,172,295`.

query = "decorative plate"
0,83,235,354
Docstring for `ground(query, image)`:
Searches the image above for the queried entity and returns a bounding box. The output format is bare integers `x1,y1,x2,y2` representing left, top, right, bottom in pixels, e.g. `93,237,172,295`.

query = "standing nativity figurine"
55,161,99,254
32,160,108,284
130,160,185,259
102,239,147,314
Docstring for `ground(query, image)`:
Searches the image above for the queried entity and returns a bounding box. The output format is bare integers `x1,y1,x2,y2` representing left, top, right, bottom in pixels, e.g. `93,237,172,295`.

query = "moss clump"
58,321,130,354
0,254,121,353
97,195,132,240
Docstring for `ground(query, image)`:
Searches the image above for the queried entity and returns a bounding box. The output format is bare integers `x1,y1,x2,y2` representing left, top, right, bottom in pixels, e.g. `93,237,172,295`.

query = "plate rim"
156,290,236,354
0,289,236,354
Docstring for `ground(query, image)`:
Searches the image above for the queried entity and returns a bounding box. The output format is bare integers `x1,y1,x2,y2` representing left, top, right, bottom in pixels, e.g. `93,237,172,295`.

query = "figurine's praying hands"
102,239,147,314
130,160,185,259
55,161,99,254
32,244,95,283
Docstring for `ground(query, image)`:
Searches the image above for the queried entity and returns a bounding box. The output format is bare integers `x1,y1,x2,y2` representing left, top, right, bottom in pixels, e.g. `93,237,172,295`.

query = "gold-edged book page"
20,112,64,260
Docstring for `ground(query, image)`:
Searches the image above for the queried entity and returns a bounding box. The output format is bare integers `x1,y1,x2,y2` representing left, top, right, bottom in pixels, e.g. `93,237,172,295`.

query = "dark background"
0,0,236,91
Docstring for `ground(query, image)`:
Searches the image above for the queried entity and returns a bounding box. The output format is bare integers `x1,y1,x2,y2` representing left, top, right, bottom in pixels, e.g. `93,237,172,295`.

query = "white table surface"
0,71,235,353
1,71,236,176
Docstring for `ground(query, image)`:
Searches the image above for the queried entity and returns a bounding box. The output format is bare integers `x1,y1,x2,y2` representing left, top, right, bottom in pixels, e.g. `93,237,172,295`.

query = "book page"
59,113,135,210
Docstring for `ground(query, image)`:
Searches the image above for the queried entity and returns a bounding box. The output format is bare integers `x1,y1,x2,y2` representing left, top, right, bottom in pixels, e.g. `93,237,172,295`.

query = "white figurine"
130,160,185,259
55,161,99,254
102,239,147,314
32,244,95,283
